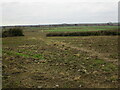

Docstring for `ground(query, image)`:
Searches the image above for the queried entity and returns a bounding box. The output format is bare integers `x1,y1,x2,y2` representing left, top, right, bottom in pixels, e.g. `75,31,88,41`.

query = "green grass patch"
45,29,109,32
44,26,118,32
101,63,117,72
88,59,117,72
32,54,44,59
15,52,30,58
3,50,44,59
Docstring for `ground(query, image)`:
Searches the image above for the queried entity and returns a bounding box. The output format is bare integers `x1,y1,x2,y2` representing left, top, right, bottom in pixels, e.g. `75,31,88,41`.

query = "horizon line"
0,22,118,27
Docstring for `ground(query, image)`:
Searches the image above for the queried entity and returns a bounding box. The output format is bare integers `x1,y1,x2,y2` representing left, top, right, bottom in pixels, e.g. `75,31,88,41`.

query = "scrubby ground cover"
2,26,118,88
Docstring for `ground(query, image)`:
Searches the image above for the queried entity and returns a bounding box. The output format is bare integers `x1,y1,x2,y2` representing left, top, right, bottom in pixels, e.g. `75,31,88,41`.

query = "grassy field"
21,26,118,32
44,26,117,32
2,26,118,88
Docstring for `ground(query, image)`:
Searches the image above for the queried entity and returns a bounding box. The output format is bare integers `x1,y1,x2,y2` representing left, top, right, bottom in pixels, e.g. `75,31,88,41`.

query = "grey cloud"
1,2,118,25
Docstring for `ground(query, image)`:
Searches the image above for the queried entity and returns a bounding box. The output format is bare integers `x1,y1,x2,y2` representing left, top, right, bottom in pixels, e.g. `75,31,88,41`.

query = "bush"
2,28,24,37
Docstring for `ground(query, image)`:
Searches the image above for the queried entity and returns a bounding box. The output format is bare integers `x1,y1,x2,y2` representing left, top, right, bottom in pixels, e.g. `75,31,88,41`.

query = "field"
2,26,119,88
44,26,117,32
22,26,118,32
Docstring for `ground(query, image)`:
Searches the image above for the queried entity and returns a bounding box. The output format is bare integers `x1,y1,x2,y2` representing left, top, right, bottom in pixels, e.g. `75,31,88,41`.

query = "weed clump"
2,28,24,37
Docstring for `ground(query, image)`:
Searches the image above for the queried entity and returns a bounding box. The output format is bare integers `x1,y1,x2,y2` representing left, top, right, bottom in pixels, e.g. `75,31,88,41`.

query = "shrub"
2,28,24,37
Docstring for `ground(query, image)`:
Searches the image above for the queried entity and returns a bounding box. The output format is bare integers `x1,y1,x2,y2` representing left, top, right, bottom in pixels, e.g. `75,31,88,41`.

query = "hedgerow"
46,30,120,37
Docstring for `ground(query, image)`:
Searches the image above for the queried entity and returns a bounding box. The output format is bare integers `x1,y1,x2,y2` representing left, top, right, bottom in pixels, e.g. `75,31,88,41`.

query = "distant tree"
107,22,113,25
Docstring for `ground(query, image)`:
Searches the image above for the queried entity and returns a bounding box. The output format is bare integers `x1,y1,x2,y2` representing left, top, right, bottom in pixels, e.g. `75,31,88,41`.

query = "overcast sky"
0,0,119,26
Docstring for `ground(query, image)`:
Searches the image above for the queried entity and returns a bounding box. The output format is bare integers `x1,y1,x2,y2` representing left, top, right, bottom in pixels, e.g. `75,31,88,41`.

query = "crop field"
2,26,119,88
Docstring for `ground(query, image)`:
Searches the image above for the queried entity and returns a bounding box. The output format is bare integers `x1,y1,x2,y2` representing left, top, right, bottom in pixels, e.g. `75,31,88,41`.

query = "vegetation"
2,26,118,88
44,26,118,32
46,29,119,37
2,28,24,37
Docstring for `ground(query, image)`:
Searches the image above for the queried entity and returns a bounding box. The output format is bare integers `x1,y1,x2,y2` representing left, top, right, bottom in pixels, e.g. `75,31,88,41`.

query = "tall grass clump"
2,28,24,37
